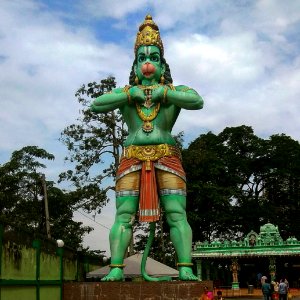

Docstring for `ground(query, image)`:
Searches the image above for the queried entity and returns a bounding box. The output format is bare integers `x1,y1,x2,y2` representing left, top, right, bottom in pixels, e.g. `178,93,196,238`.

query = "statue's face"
135,45,165,84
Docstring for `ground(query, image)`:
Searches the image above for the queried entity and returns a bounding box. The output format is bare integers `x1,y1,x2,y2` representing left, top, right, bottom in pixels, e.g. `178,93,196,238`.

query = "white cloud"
0,1,132,153
167,32,266,88
81,0,148,19
156,1,300,141
254,0,300,32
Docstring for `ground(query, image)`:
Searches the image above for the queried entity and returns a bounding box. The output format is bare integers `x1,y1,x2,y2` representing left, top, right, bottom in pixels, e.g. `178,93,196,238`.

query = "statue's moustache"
141,63,156,77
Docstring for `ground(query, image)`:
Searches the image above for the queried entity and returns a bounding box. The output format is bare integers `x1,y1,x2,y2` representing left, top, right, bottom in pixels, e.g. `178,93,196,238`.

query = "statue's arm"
90,87,128,113
166,85,204,110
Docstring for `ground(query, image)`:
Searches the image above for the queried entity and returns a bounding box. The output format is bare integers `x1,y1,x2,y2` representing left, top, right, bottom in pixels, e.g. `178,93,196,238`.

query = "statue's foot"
179,267,199,281
101,267,124,281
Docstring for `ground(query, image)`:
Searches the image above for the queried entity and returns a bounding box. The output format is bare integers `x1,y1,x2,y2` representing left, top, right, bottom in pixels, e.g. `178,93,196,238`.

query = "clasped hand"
129,86,165,104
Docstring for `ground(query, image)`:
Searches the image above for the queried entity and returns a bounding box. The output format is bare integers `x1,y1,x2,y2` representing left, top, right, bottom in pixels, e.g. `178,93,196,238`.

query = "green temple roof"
192,223,300,258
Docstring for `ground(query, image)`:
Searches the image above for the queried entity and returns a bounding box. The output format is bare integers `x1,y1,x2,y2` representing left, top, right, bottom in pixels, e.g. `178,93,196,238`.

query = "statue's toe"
101,268,124,282
179,267,199,281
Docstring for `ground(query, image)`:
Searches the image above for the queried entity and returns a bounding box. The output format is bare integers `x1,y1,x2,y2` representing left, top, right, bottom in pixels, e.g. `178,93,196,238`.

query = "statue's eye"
150,56,159,62
138,56,145,62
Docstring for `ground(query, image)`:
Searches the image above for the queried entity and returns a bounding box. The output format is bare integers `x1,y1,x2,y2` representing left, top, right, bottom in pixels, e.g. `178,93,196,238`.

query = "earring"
135,76,139,85
160,74,165,84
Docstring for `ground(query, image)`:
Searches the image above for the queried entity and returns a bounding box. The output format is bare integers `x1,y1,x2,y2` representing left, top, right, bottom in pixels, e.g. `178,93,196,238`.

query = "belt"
123,144,181,162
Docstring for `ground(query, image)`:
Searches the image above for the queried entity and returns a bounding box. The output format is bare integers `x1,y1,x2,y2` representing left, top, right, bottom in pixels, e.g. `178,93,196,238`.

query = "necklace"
137,84,161,90
136,102,160,133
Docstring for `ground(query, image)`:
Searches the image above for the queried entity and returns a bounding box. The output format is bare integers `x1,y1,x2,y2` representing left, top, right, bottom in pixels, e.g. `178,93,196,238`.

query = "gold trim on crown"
134,15,164,56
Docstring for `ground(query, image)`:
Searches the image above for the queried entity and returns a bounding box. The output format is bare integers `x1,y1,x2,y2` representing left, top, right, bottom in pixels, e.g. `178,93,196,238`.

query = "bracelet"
163,86,168,103
177,262,193,267
109,264,126,268
123,85,132,104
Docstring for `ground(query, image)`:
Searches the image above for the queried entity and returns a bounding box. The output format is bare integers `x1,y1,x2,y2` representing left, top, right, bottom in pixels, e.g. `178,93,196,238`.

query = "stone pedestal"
64,281,212,300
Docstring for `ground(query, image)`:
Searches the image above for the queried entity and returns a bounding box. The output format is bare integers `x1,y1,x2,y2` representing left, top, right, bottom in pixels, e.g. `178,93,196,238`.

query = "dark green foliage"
47,186,92,248
0,146,91,248
183,130,236,242
59,76,127,213
0,146,54,226
183,126,300,242
262,134,300,238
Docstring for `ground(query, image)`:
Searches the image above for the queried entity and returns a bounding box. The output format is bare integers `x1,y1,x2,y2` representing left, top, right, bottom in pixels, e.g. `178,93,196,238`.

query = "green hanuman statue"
91,15,204,281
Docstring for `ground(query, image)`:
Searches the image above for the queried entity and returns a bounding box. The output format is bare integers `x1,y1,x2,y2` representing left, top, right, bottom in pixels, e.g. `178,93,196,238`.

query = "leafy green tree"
217,126,267,234
0,146,91,248
184,126,300,242
0,146,55,227
262,134,300,238
47,186,92,248
183,131,235,242
59,76,127,213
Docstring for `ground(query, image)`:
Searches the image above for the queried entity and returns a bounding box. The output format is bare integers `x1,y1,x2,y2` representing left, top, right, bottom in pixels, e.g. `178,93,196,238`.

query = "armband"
123,85,132,104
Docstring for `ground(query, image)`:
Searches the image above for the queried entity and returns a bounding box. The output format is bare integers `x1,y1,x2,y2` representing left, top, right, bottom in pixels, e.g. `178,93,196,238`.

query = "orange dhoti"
116,151,186,222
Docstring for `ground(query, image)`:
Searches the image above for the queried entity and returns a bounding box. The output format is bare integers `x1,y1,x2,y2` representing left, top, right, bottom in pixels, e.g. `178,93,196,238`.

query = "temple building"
192,223,300,289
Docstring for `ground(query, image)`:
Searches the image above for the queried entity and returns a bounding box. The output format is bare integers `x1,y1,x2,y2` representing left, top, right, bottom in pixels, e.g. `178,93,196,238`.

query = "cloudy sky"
1,0,300,255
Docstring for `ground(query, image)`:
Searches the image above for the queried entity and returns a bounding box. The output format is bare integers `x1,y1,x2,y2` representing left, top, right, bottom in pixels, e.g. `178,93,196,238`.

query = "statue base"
64,281,213,300
231,281,240,289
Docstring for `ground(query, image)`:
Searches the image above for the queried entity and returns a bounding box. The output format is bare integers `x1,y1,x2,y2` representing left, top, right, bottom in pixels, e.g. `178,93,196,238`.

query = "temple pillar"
269,257,276,282
206,261,211,280
196,259,203,281
230,258,240,290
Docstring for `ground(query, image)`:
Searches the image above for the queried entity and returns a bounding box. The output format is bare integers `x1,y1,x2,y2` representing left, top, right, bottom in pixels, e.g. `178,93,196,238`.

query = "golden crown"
134,15,164,56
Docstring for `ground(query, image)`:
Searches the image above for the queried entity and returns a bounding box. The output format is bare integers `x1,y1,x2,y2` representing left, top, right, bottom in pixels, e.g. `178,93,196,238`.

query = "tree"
262,134,300,238
0,146,55,227
183,131,236,242
183,126,300,242
47,186,93,248
59,76,127,213
217,126,267,234
0,146,91,248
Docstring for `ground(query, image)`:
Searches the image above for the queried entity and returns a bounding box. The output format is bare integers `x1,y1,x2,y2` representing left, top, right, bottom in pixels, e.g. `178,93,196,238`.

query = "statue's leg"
102,172,139,281
157,170,198,281
161,194,197,280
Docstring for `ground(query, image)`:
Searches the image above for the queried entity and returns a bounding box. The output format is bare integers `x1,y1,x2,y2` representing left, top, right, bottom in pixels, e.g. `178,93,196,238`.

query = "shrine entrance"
192,223,300,288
